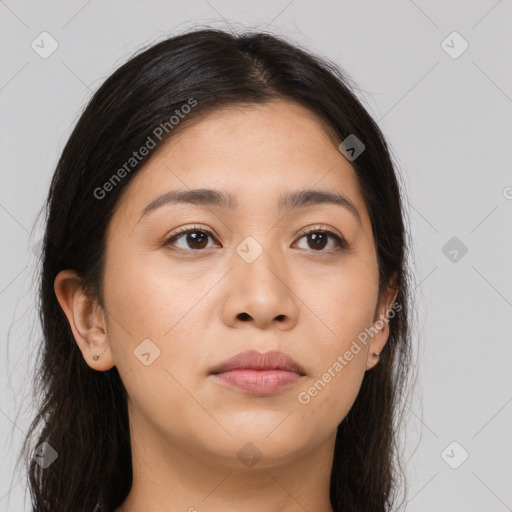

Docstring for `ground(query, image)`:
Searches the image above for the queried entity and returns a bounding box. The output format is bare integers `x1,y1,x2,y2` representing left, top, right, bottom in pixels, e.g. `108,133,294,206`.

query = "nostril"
238,312,250,321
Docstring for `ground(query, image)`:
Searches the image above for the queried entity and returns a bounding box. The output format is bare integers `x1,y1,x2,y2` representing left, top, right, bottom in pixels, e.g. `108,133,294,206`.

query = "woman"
19,28,414,511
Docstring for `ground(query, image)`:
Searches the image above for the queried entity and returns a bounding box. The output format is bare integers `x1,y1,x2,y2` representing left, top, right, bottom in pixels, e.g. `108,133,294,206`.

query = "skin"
54,99,397,512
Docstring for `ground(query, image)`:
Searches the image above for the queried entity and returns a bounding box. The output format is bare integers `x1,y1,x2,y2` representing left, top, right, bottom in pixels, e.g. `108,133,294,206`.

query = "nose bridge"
234,233,284,289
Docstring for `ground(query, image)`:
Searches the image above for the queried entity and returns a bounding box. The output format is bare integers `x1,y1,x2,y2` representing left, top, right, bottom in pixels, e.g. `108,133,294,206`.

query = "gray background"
1,1,511,511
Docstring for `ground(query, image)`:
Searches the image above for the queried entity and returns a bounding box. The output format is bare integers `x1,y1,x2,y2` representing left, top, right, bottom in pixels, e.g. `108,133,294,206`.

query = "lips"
209,350,306,376
209,350,306,395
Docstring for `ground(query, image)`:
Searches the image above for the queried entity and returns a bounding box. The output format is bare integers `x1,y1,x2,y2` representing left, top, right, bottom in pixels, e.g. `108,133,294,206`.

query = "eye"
164,225,219,252
294,227,348,252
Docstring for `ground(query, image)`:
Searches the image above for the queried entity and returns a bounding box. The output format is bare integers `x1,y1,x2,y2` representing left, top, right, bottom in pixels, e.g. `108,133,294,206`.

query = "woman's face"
81,99,395,468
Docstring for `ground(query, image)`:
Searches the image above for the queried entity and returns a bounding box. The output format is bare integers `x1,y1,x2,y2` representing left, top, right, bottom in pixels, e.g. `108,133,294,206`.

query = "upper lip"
210,350,306,376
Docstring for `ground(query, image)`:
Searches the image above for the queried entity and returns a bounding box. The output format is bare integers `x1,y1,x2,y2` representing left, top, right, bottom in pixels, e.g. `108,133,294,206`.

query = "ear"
54,269,115,371
366,272,399,371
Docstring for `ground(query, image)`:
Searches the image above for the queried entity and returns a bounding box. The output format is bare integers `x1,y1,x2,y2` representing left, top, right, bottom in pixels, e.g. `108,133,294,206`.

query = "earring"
92,354,100,361
373,352,380,357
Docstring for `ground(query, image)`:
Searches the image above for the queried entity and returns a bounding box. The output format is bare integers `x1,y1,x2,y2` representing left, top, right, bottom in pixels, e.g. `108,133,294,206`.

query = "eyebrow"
138,188,361,224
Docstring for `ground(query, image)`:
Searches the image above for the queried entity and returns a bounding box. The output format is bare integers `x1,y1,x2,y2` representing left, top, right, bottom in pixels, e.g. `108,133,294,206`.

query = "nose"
221,243,299,330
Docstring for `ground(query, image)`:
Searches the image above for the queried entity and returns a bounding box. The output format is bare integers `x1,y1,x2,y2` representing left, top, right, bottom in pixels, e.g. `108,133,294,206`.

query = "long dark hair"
17,28,415,512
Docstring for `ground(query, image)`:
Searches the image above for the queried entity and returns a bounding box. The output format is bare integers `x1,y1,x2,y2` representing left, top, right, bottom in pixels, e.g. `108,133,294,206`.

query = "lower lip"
211,369,302,395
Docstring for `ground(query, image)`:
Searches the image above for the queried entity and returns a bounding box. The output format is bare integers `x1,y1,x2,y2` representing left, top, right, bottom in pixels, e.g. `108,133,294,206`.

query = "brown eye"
165,227,218,251
306,232,328,250
295,229,347,252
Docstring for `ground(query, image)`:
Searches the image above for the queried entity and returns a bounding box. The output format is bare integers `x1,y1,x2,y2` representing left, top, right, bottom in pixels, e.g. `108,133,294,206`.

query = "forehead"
161,99,343,173
111,99,371,230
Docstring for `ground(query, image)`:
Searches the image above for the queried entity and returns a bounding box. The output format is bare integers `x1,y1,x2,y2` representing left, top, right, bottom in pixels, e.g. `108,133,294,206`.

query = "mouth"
209,350,306,396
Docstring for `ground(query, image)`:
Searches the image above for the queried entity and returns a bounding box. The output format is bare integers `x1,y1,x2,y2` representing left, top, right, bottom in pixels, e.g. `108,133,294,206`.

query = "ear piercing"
373,352,380,358
92,326,106,360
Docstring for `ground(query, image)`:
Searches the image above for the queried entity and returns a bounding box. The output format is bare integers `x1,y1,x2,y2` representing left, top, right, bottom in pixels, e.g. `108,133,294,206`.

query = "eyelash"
164,224,348,254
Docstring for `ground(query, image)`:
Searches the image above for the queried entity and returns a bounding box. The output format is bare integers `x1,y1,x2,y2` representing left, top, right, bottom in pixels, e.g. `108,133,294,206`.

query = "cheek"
103,248,220,383
299,254,379,348
103,248,193,339
102,251,209,440
291,257,378,420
